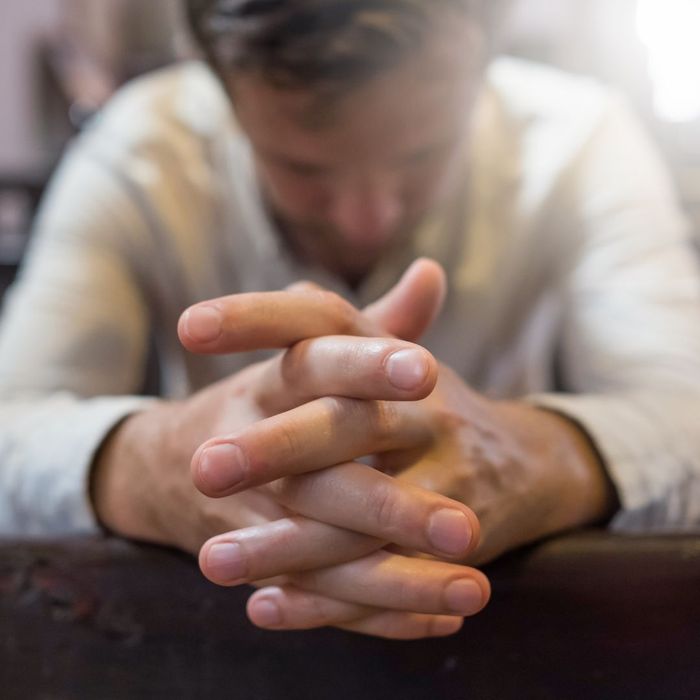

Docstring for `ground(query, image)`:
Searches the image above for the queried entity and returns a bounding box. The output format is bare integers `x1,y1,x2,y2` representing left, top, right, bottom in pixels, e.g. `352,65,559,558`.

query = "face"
228,18,483,281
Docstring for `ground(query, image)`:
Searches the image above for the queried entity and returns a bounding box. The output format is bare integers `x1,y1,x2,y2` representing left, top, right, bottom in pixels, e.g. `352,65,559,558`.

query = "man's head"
187,1,495,280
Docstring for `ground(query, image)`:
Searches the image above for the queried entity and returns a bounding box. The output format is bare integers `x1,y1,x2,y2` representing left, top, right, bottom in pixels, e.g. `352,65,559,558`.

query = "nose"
328,178,403,247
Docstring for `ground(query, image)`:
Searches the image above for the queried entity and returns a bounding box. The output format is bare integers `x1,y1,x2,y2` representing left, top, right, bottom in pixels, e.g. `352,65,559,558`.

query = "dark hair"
186,0,494,93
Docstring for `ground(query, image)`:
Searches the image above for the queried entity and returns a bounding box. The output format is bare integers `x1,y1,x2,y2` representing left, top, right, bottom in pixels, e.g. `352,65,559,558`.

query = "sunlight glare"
636,0,700,122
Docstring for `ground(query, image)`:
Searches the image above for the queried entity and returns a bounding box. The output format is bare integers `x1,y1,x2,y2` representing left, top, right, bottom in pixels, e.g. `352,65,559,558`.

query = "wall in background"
0,0,184,174
0,0,62,172
0,0,658,174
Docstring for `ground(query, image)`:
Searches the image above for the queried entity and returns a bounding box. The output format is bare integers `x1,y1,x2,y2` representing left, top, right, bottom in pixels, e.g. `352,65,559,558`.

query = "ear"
363,258,447,342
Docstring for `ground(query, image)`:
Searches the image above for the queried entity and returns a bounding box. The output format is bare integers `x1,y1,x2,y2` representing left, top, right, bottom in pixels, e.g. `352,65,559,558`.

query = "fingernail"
183,306,222,343
206,542,246,583
444,579,483,614
198,443,248,493
251,597,282,627
427,509,472,555
385,349,429,391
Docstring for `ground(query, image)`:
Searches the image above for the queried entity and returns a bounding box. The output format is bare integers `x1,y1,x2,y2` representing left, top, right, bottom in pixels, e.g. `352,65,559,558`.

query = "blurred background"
1,0,699,292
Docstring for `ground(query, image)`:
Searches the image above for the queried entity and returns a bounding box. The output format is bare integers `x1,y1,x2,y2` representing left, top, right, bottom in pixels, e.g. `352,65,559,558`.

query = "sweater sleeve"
0,130,157,536
528,99,700,532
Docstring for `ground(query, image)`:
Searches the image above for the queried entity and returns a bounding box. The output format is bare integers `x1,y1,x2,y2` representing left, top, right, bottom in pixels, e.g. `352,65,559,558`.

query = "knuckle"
304,592,335,625
367,481,402,535
267,475,304,507
326,395,393,442
431,406,467,436
317,290,358,334
279,340,312,387
320,394,353,426
323,397,399,448
369,400,400,444
276,418,305,462
289,567,322,594
339,341,366,378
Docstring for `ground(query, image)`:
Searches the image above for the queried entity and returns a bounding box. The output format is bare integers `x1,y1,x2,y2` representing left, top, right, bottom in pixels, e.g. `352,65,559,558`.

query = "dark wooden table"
1,531,699,699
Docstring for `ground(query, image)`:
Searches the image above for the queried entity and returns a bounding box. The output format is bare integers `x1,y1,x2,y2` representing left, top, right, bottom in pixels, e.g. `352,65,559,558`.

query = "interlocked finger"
337,611,464,639
200,516,383,586
246,585,465,639
268,462,480,559
178,289,380,353
288,550,490,616
192,396,432,497
253,335,438,415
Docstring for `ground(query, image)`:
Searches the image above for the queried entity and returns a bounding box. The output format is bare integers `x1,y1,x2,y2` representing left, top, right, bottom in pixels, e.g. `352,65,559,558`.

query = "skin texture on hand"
182,259,615,631
192,348,616,568
92,258,615,638
92,260,491,639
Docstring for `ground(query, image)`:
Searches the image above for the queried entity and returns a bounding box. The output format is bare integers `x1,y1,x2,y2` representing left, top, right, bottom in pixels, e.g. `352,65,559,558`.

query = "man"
1,0,699,639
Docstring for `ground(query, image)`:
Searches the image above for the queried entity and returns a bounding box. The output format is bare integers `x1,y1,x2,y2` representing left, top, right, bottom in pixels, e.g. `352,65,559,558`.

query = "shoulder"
38,62,246,259
485,57,618,133
480,56,632,171
474,58,647,208
79,61,238,167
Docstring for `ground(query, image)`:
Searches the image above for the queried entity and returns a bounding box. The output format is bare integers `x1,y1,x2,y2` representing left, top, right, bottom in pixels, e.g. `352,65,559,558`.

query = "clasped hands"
179,259,493,640
95,259,610,640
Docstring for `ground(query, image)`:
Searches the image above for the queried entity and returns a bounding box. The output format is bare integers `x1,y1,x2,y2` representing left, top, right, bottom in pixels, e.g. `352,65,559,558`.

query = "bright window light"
636,0,700,123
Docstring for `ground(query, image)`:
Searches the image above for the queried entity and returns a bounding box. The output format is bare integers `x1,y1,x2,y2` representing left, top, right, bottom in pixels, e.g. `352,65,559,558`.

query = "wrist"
529,406,619,529
90,401,176,541
497,401,618,536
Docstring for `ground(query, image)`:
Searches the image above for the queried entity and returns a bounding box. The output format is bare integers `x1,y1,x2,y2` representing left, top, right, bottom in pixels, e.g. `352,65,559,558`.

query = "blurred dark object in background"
0,173,45,296
0,0,189,280
42,0,190,132
0,1,189,174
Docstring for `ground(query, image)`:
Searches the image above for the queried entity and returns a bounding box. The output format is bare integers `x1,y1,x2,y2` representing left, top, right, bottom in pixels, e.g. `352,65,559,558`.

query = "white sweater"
1,58,699,535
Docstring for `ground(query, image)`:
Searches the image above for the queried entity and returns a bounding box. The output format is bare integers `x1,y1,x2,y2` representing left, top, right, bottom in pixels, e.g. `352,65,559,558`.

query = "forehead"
228,20,482,162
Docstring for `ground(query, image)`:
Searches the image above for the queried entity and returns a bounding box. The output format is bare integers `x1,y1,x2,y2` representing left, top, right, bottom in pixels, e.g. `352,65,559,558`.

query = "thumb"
363,258,447,342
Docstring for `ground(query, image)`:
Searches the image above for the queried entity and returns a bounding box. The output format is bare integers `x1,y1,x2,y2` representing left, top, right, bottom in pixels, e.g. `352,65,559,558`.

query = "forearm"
91,409,154,540
524,405,619,529
90,400,188,545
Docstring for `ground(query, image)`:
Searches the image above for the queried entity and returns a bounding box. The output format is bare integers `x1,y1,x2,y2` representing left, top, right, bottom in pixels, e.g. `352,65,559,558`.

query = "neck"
268,208,386,287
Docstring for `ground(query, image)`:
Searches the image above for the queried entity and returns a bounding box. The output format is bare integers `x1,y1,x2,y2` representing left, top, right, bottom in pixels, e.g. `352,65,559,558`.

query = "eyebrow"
259,134,459,173
261,148,333,174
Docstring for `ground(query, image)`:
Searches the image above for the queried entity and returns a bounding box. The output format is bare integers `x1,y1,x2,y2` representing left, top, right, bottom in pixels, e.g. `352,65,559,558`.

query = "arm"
176,270,613,628
528,98,700,531
1,94,489,637
189,103,700,598
1,168,489,638
91,279,491,638
0,141,155,535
